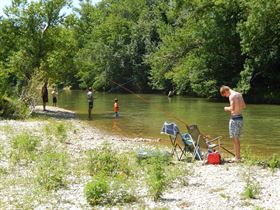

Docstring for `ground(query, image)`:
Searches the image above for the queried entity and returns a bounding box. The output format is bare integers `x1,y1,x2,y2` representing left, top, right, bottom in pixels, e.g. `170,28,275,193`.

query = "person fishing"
220,85,246,162
114,98,119,118
87,87,94,119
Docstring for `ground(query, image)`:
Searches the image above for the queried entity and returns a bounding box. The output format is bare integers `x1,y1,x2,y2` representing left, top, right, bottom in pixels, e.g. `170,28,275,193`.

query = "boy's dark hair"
114,98,118,102
88,87,92,91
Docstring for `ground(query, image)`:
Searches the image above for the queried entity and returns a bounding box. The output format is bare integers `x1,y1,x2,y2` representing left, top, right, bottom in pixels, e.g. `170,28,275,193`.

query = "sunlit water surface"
57,90,280,157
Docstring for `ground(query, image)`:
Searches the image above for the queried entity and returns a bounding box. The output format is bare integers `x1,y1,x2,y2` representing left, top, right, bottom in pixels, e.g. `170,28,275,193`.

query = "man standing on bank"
220,85,246,162
41,82,48,111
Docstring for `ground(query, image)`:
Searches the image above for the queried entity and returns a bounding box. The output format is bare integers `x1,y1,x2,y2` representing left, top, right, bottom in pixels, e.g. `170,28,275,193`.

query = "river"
58,90,280,157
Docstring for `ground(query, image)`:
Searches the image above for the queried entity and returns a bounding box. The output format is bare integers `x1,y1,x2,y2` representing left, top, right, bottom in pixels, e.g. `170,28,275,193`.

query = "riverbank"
0,106,279,209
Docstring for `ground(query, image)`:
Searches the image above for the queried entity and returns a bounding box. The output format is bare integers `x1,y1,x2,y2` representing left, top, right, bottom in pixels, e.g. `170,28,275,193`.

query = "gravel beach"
0,106,279,210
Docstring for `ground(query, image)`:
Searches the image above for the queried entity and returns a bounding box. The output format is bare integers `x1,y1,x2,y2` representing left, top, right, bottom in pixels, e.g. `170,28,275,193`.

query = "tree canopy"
1,0,280,107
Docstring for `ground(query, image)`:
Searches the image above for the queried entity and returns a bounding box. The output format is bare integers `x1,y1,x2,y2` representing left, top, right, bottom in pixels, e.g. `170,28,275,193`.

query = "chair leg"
169,136,177,155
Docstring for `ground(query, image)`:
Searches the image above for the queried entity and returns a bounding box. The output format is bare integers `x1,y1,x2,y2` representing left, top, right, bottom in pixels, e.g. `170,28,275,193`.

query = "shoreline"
0,106,279,209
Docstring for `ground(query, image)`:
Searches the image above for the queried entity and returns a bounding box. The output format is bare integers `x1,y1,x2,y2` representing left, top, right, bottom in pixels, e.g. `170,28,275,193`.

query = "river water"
58,90,280,157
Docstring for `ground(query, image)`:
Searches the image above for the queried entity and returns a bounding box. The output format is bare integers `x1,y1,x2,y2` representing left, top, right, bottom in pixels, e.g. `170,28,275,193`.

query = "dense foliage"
1,0,280,110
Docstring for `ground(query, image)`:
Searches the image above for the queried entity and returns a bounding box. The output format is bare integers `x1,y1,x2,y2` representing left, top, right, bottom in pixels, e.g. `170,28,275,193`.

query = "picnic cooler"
207,152,221,164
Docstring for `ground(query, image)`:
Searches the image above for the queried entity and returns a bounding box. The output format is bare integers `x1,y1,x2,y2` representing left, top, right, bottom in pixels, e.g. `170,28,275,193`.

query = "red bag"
207,152,221,164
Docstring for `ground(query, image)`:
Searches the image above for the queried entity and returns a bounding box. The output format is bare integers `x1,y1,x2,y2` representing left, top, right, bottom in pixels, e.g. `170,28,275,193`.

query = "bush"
84,174,109,206
142,151,172,201
86,144,130,177
0,96,30,119
84,174,136,206
10,132,40,164
54,122,68,143
36,147,68,191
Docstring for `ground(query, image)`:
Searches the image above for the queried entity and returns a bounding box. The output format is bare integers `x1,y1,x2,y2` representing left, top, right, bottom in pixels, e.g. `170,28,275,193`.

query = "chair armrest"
205,136,222,143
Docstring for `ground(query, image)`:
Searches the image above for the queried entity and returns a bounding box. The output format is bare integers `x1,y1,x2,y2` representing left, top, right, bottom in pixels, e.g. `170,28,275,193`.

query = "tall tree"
237,0,280,102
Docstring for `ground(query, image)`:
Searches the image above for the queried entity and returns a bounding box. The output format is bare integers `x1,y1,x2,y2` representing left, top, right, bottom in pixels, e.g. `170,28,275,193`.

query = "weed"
254,206,265,210
84,173,136,206
144,151,171,201
36,146,68,191
1,125,14,134
266,154,280,170
43,121,69,143
0,144,4,159
210,187,225,193
10,132,40,164
86,144,130,177
165,162,192,187
0,167,8,176
241,147,259,165
242,182,260,199
220,193,230,199
242,166,260,199
84,174,109,206
55,122,68,143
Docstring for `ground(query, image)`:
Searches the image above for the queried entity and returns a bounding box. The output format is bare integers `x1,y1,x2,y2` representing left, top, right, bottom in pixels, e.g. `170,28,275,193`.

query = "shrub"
84,174,109,206
86,144,130,177
84,174,136,206
10,132,40,164
0,96,30,119
36,147,68,191
143,151,172,201
44,122,68,143
55,122,67,143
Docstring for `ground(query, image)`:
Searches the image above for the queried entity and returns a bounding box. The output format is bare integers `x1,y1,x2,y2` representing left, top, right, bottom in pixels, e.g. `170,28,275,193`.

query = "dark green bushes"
0,96,30,119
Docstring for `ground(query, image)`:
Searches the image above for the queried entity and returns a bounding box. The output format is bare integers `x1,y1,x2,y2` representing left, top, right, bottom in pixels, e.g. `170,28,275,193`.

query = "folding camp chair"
160,122,202,161
187,124,235,157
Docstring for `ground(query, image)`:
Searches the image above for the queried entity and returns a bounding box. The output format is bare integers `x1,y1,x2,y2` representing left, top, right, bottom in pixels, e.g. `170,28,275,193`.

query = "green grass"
86,143,130,177
36,145,68,191
242,148,280,170
43,121,70,143
10,132,40,164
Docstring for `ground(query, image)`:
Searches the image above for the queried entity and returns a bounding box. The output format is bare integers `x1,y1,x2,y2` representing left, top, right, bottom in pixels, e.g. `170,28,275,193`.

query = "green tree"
237,0,280,102
148,0,244,97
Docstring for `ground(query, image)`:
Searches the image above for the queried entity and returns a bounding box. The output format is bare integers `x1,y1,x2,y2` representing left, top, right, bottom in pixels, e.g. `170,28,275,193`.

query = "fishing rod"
111,80,235,156
111,80,189,127
108,78,135,93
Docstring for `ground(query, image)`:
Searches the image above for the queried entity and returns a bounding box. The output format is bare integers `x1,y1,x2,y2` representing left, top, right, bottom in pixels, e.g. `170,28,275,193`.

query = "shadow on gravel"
32,107,76,119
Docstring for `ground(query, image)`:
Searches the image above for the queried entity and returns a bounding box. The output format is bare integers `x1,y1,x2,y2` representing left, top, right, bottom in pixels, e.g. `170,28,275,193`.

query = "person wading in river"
87,87,94,119
220,85,246,162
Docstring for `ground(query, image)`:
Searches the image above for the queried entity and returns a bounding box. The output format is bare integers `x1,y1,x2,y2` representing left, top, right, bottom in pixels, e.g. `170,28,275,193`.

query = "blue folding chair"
160,122,202,161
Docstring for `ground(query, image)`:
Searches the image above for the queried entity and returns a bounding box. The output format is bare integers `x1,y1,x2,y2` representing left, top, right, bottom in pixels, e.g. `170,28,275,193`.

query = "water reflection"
58,90,280,157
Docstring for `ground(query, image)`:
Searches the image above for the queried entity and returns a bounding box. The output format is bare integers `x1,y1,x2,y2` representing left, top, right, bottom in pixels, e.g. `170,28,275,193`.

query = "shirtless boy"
220,85,246,162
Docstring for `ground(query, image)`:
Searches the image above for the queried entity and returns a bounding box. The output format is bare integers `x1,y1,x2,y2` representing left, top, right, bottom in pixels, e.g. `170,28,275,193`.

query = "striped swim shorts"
229,116,243,139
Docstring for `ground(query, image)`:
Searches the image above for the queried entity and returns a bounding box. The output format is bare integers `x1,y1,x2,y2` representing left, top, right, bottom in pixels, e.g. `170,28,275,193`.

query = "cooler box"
207,152,221,164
